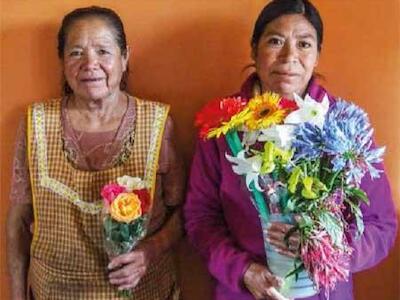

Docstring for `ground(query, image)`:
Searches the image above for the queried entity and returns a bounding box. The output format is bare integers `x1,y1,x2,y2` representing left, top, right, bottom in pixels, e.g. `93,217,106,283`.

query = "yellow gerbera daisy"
245,92,286,130
207,108,250,138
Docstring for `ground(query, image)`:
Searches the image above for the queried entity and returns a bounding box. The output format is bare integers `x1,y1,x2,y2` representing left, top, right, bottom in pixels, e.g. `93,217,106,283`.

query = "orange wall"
1,1,399,299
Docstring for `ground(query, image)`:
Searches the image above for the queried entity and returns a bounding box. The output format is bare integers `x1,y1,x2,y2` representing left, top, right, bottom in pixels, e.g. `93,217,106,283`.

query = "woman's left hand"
107,242,155,290
265,222,300,258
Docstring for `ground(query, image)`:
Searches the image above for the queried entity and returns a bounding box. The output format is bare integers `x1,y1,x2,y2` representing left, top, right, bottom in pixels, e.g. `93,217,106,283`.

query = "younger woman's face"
253,14,319,99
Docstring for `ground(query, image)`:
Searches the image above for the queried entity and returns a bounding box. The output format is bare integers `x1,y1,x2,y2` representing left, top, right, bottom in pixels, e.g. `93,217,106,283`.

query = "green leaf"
271,168,279,181
129,218,145,236
354,212,364,238
345,199,365,238
346,187,370,205
118,289,133,298
103,216,114,235
277,186,289,211
120,223,130,241
284,197,297,213
318,212,343,246
346,199,362,217
299,213,313,228
285,260,305,279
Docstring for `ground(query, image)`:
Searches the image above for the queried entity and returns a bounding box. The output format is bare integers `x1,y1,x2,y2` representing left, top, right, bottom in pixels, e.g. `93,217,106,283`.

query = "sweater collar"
239,72,334,103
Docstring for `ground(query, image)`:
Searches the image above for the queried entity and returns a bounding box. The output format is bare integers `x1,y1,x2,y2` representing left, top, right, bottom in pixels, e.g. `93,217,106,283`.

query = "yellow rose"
110,193,142,223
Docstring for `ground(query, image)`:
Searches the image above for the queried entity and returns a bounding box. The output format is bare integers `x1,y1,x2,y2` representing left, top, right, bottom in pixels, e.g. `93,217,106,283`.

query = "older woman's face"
63,18,128,101
253,14,319,99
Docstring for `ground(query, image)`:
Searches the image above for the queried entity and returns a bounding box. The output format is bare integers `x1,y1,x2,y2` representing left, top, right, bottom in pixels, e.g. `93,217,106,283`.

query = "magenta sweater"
184,74,397,300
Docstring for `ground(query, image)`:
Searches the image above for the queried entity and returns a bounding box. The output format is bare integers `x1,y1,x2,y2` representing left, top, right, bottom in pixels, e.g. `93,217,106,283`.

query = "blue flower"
292,122,324,161
322,100,385,184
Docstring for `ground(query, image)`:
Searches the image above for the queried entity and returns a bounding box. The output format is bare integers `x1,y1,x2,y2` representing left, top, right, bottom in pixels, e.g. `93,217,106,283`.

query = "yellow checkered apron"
26,98,179,300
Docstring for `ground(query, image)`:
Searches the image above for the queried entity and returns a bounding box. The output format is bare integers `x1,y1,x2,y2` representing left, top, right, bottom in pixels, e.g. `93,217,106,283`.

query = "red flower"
195,97,247,139
279,98,298,111
134,189,151,214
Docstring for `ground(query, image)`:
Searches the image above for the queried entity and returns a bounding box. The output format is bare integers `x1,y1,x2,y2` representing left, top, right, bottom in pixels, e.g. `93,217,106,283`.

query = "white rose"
117,175,145,192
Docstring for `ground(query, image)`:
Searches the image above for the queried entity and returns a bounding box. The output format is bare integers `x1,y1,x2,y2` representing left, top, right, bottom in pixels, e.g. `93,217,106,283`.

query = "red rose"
134,189,151,214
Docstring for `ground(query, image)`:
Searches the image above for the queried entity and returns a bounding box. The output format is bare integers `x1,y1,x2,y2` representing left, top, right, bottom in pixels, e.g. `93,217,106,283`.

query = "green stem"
314,158,320,177
225,130,270,223
328,170,341,191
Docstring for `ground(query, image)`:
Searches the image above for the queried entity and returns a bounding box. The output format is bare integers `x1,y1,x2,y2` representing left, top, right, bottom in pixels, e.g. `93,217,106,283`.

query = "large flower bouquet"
101,175,151,296
195,92,385,298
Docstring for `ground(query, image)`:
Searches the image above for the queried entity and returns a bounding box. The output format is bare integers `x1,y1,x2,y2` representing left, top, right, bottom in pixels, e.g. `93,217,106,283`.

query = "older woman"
184,1,397,300
6,6,184,300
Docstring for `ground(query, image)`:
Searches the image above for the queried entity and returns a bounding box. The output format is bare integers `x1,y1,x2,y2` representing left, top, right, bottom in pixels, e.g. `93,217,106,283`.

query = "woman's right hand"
243,263,289,300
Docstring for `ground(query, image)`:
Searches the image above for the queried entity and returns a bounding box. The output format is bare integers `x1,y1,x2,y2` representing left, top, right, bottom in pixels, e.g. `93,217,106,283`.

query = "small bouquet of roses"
101,175,151,296
101,175,150,255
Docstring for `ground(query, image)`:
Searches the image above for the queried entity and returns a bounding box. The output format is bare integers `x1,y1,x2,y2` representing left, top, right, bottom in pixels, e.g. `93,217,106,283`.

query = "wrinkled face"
63,18,128,101
253,14,319,99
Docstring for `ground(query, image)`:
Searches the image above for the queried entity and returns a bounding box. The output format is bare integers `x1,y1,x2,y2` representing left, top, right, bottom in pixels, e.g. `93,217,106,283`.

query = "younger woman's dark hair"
251,0,323,52
57,6,129,95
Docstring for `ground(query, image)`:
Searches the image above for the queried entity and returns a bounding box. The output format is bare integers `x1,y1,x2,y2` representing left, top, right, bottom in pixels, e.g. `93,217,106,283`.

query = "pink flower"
324,190,345,214
101,184,126,205
300,228,352,298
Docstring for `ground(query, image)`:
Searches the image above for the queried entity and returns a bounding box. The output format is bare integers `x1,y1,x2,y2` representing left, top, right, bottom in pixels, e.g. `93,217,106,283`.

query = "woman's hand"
107,242,155,291
265,222,300,258
107,206,183,291
243,263,288,300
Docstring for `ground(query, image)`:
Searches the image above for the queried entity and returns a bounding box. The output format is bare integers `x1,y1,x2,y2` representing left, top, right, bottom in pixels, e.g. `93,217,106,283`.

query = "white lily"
242,130,260,149
117,175,145,191
258,124,296,150
225,151,263,192
284,93,330,128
